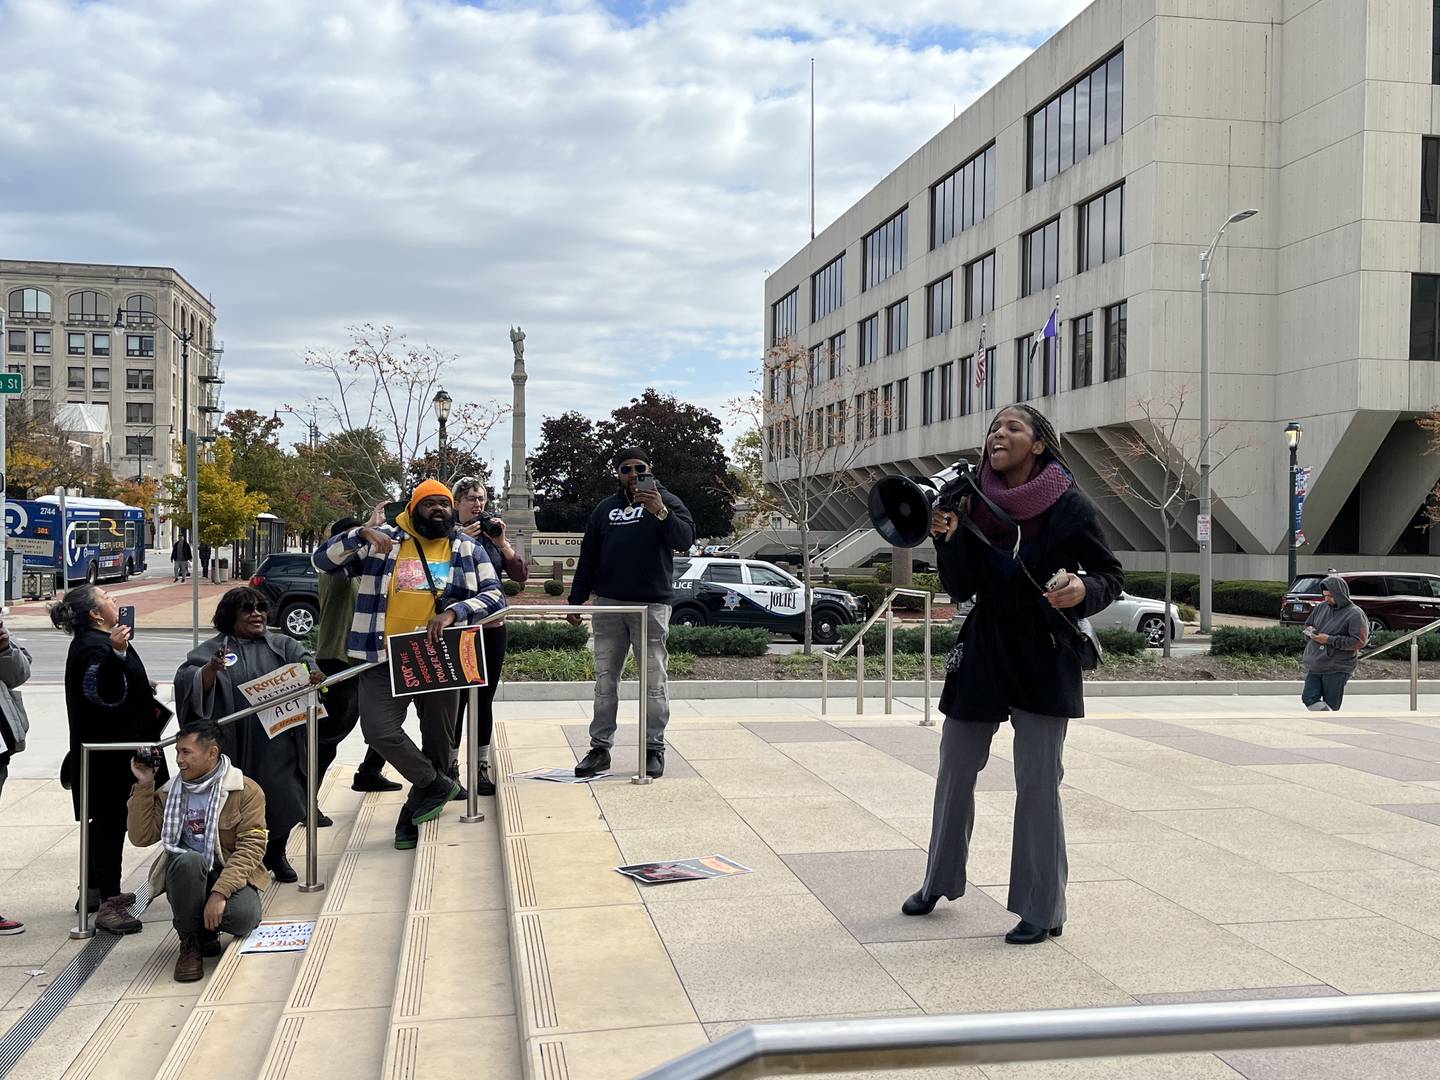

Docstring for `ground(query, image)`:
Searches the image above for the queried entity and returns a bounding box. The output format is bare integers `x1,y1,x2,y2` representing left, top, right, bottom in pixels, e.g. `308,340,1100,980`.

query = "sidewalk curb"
494,678,1440,702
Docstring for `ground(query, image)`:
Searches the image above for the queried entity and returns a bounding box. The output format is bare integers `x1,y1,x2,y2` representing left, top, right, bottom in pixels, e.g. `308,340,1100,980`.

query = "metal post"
1412,637,1420,713
0,314,7,614
1198,248,1212,635
181,332,200,648
461,681,485,822
820,653,828,715
1287,442,1299,587
921,592,933,727
633,610,652,785
298,689,324,893
438,417,448,484
70,748,95,939
883,606,894,714
856,639,865,715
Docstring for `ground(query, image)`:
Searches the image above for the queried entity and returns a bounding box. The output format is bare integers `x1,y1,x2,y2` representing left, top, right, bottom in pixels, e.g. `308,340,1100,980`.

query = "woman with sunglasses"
448,477,528,796
900,404,1122,944
174,586,323,883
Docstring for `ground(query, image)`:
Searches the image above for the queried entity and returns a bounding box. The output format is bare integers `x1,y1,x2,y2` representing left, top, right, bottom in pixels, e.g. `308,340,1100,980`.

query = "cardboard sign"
239,919,316,955
236,662,327,739
387,625,489,697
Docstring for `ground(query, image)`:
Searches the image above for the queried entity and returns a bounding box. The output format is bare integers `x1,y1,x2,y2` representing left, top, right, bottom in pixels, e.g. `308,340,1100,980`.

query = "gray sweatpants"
166,850,262,937
587,596,671,750
921,710,1069,928
357,665,456,790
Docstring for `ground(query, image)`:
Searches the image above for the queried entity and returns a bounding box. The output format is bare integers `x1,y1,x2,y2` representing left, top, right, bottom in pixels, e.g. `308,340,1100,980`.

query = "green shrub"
505,649,695,681
776,651,941,679
1124,573,1288,618
847,582,888,612
502,579,524,596
1124,572,1200,605
914,572,942,594
1369,629,1440,661
1210,626,1307,657
505,621,590,651
873,562,892,583
837,623,962,654
543,579,565,596
666,626,770,657
1096,628,1148,656
1178,603,1198,623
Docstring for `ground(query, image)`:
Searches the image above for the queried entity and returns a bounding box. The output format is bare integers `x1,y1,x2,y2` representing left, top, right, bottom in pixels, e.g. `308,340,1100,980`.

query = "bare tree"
1094,386,1246,657
295,324,510,498
730,336,886,653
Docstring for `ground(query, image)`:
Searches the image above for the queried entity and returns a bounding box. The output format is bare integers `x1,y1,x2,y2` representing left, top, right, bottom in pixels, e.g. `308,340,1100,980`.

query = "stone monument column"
504,326,539,559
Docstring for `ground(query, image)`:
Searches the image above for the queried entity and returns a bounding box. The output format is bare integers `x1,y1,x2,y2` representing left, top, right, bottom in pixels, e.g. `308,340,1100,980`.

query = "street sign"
1196,514,1212,542
0,373,23,395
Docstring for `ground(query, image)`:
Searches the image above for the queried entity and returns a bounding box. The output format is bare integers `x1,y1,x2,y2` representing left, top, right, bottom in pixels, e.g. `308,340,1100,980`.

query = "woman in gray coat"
0,619,31,935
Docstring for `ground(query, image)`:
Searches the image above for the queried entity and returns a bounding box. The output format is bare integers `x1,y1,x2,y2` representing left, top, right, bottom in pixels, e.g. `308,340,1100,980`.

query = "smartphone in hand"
636,475,658,494
118,605,136,638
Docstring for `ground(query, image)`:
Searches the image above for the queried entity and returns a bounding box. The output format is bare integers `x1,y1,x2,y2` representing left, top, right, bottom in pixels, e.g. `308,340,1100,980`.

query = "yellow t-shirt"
386,527,454,639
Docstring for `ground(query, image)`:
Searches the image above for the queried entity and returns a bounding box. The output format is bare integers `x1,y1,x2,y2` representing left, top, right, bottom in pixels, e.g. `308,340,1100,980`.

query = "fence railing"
1359,616,1440,712
820,587,933,726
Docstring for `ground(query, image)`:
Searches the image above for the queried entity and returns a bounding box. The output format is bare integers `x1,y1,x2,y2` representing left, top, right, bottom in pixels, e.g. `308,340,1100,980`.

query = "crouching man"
128,720,272,982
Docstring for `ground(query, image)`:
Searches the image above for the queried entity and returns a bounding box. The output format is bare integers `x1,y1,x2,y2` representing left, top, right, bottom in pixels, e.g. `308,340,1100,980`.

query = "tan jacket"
128,767,273,899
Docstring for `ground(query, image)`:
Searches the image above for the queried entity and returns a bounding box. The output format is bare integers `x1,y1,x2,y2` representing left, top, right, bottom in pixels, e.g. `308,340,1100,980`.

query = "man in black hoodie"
567,448,695,778
1301,575,1368,711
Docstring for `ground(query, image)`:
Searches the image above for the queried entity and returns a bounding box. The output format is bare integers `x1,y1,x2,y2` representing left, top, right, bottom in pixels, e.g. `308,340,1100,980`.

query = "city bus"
3,496,148,585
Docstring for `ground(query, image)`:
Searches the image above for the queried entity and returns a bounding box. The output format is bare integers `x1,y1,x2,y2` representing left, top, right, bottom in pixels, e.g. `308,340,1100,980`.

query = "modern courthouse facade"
763,0,1440,579
0,261,223,501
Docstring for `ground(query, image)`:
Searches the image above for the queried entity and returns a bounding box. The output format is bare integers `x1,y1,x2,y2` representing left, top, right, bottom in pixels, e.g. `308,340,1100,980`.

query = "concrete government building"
0,260,223,542
761,0,1440,580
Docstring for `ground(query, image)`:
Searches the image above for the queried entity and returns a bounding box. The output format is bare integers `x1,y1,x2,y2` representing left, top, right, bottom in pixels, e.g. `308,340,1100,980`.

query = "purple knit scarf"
970,460,1073,548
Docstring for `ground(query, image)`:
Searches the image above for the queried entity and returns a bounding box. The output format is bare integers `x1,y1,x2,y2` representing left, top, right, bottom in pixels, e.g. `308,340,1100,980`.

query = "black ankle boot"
1005,919,1062,945
901,890,939,916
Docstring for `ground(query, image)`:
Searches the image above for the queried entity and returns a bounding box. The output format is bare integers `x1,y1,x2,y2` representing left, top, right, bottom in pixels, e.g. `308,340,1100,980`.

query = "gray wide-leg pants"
920,709,1069,928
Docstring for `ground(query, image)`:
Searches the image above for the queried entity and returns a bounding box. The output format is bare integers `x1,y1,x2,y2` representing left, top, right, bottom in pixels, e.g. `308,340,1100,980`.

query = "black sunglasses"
619,463,648,475
239,601,269,614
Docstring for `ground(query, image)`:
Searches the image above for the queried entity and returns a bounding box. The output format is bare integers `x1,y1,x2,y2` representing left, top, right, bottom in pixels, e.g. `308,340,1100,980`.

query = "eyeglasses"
619,463,648,475
239,601,270,614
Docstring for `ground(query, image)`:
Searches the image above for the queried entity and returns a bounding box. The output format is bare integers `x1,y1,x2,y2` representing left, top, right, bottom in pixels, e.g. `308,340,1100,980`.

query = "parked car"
1280,571,1440,635
250,552,320,638
670,557,865,645
950,586,1183,646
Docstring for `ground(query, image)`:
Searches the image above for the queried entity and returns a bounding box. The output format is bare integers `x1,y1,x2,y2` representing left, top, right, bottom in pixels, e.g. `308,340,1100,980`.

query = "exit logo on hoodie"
607,505,648,526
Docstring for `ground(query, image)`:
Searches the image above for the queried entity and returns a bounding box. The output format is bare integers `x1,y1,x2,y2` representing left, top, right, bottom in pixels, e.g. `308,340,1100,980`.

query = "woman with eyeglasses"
450,477,528,796
174,586,323,884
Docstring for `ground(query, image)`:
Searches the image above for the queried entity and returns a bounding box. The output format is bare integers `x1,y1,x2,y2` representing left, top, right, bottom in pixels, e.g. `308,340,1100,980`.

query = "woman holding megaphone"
900,404,1122,944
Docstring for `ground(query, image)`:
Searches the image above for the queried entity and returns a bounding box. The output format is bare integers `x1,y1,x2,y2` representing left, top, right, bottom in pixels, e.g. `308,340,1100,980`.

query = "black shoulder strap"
412,536,446,614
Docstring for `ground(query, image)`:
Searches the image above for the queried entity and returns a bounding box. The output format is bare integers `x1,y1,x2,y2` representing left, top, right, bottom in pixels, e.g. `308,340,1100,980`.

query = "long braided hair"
982,403,1070,474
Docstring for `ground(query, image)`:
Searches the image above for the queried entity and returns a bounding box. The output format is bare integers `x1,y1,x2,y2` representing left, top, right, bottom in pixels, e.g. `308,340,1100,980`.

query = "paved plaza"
5,693,1440,1078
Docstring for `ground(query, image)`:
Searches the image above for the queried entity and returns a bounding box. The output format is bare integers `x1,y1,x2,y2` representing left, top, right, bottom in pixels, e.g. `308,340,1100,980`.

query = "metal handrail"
635,992,1440,1079
1358,616,1440,712
1362,617,1440,660
820,587,934,726
71,659,381,938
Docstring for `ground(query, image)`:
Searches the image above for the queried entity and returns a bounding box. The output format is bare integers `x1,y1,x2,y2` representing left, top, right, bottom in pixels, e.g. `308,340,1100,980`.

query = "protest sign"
237,662,327,739
388,625,489,697
511,767,613,784
615,855,752,885
239,919,316,955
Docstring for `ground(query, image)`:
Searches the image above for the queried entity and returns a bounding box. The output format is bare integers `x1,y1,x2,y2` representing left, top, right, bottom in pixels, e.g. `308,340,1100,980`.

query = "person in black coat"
53,586,171,934
901,405,1122,944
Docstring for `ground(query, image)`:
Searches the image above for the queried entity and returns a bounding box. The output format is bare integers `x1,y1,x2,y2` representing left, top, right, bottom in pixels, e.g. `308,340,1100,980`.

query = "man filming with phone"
568,448,694,779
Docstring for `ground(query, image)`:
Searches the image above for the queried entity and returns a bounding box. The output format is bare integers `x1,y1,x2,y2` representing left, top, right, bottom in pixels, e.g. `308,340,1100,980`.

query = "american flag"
973,326,987,388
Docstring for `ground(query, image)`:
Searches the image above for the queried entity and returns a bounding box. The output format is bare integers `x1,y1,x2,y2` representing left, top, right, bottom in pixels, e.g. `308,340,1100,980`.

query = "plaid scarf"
161,754,230,869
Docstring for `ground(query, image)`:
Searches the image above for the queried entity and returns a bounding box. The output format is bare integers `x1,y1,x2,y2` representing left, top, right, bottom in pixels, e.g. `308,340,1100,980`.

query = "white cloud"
0,0,1088,457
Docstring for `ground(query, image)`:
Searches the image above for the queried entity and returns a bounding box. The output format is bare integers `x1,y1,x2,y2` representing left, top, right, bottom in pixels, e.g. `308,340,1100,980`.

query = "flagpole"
810,58,816,241
1054,292,1061,396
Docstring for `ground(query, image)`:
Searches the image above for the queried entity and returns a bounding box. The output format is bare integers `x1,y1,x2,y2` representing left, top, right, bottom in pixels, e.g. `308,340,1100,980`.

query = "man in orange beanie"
313,479,506,848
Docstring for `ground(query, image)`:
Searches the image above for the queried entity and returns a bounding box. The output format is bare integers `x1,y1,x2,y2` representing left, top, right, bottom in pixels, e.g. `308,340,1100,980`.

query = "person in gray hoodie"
1301,575,1368,711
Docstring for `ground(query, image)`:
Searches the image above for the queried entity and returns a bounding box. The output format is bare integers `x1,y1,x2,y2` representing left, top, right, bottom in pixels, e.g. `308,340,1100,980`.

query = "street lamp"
1198,206,1260,634
432,388,452,482
1285,421,1303,586
117,306,204,645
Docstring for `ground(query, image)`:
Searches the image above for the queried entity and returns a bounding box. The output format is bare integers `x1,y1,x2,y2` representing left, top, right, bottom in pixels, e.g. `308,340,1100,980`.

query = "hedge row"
837,623,1147,659
1211,625,1440,660
1124,572,1289,618
1097,628,1149,656
666,626,771,657
506,622,590,651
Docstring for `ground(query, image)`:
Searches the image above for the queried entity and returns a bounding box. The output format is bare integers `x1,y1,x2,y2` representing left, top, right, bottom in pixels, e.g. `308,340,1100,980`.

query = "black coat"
937,487,1123,722
61,629,170,821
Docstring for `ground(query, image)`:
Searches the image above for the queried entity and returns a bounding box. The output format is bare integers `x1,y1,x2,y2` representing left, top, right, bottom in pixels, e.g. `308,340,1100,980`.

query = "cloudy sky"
0,0,1089,468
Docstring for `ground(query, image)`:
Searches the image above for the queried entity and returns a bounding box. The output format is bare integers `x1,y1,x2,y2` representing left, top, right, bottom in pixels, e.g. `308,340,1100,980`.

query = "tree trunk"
890,544,913,587
1160,506,1173,659
800,508,813,655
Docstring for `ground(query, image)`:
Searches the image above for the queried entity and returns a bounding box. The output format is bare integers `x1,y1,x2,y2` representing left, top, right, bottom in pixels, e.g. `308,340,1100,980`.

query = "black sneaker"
353,768,402,793
575,747,611,777
266,852,299,884
450,782,468,802
474,761,496,797
394,812,419,851
410,774,460,825
645,747,665,779
316,810,334,828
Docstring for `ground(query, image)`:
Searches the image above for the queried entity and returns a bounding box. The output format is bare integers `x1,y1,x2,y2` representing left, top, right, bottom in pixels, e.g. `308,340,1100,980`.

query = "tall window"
927,275,954,337
7,288,51,319
1434,0,1440,84
854,394,865,441
127,402,154,424
92,368,110,390
127,368,154,391
921,368,936,425
882,382,894,434
126,335,155,358
1016,338,1034,402
67,333,86,356
1078,184,1124,271
1029,49,1123,189
1072,313,1094,388
931,144,997,249
828,331,846,378
771,289,799,344
32,331,51,355
809,344,826,385
959,348,996,415
1104,300,1128,380
67,290,109,324
1022,218,1061,297
859,314,879,366
32,365,50,388
938,362,955,422
863,207,908,290
125,435,154,457
6,331,23,354
965,252,996,322
92,333,110,357
67,366,84,390
1411,274,1440,359
122,294,156,328
886,298,909,354
895,378,909,430
811,254,845,321
1424,138,1440,223
1015,336,1057,400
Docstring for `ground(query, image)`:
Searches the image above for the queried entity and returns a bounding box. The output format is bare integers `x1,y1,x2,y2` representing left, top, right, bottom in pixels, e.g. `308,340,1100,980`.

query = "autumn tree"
403,448,491,493
529,412,613,531
315,427,402,514
4,395,92,497
160,438,269,547
221,409,290,499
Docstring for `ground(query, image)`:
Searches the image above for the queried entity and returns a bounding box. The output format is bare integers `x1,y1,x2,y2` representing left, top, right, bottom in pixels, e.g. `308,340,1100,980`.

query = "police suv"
670,557,866,645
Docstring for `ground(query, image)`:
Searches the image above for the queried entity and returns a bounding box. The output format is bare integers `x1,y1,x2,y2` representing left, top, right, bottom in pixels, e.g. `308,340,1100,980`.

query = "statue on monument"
510,326,525,363
503,461,512,498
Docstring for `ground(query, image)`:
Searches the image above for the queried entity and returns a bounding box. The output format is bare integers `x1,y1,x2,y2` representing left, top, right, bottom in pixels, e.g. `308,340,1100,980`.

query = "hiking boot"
574,747,611,777
645,747,665,779
198,929,223,958
265,852,299,884
95,895,143,936
394,811,419,851
174,932,204,982
409,774,460,826
0,915,24,935
353,767,402,793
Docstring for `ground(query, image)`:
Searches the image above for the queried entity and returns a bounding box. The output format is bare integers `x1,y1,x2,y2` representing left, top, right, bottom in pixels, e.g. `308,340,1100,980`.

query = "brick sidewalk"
5,577,235,629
